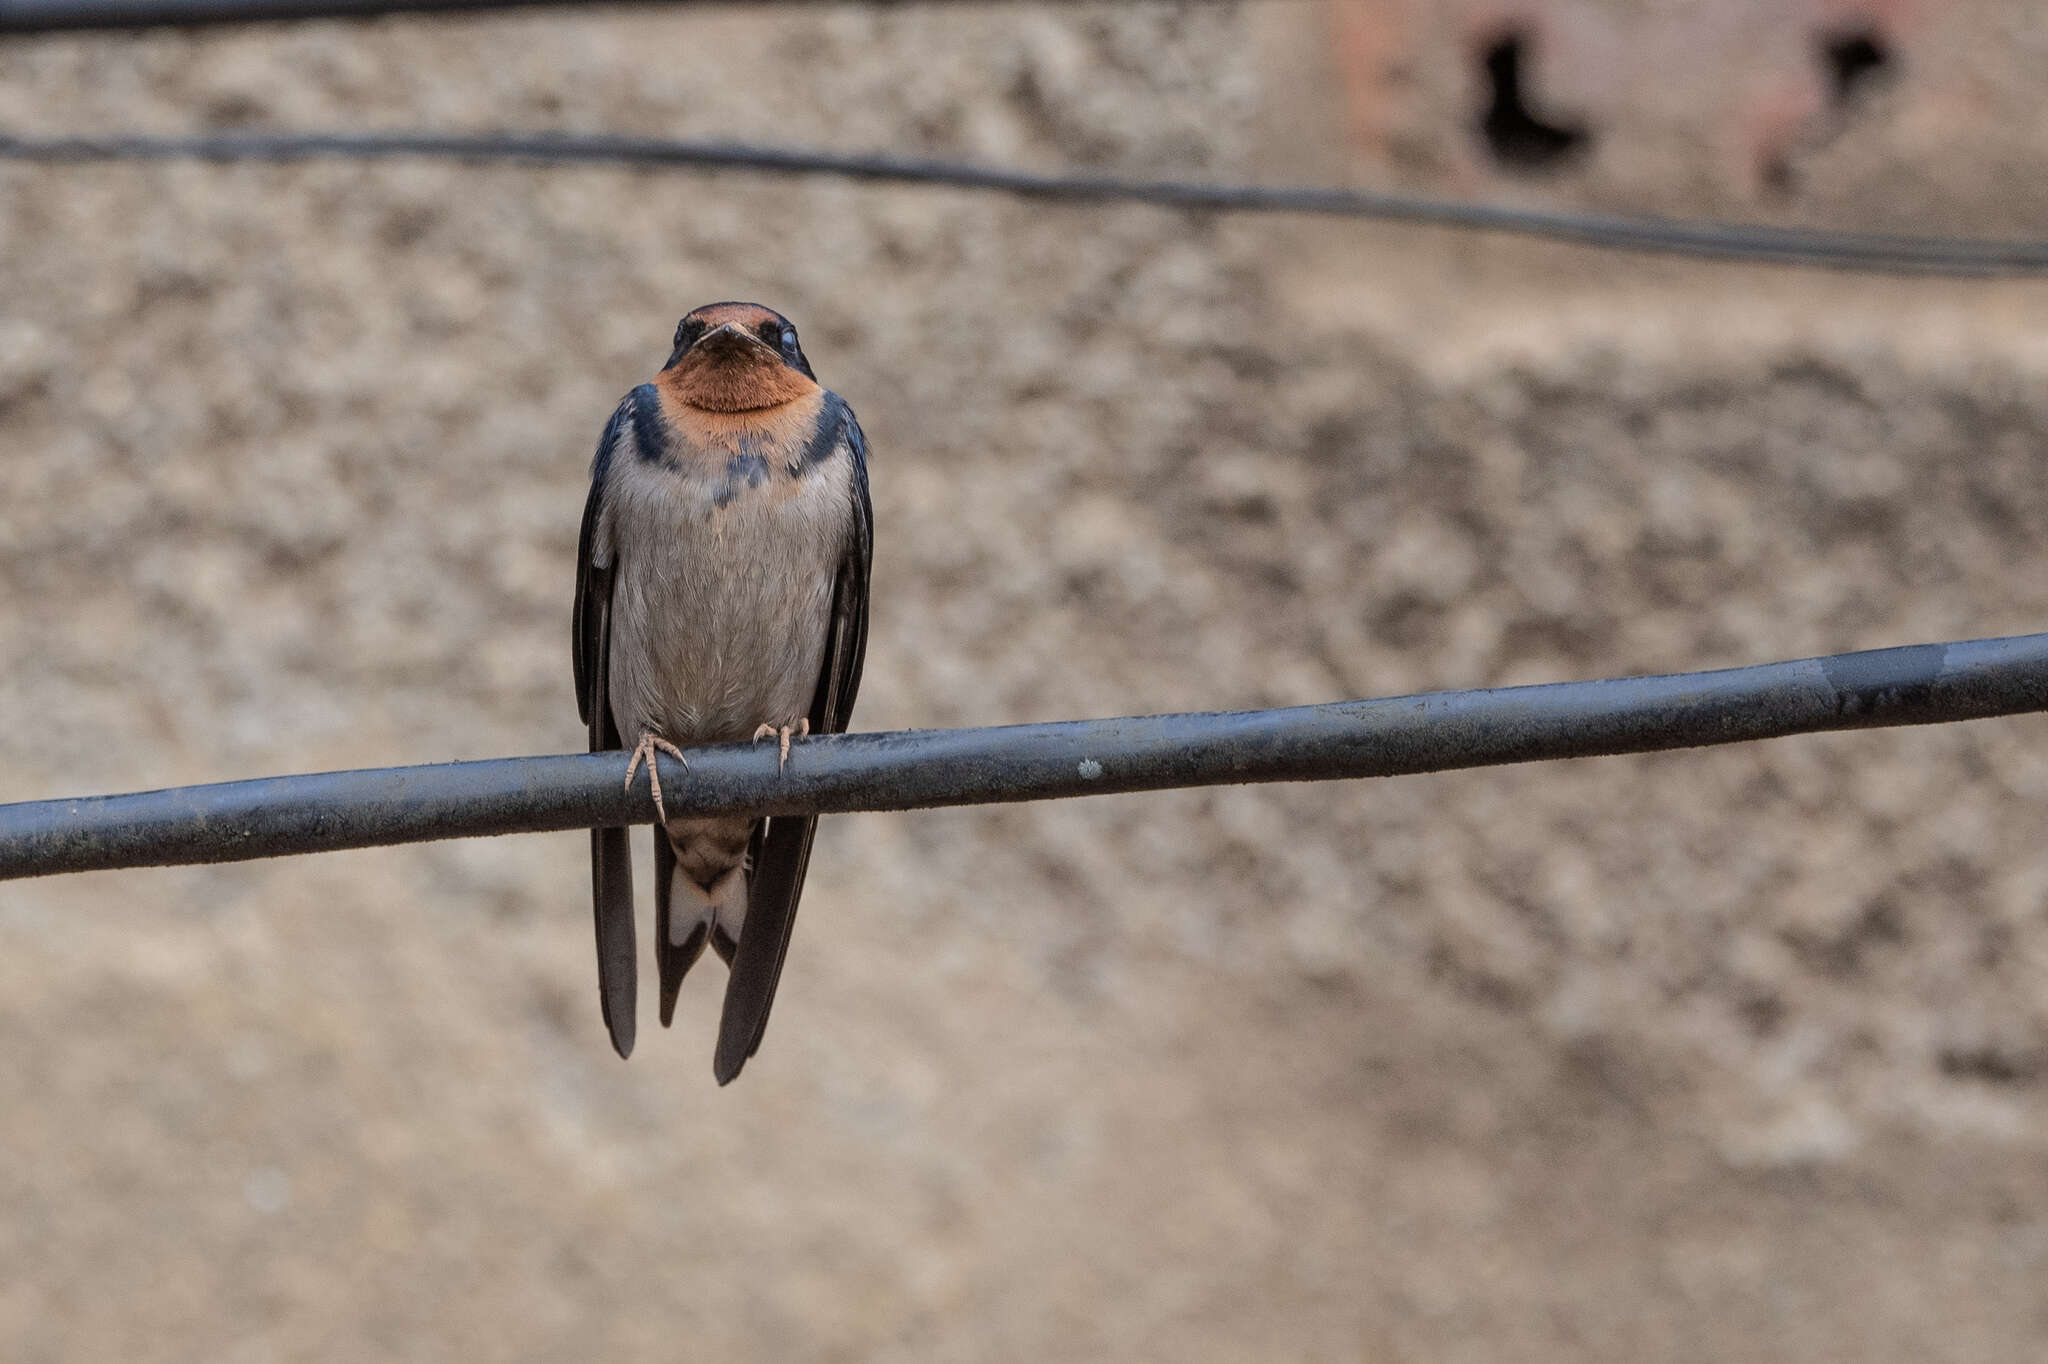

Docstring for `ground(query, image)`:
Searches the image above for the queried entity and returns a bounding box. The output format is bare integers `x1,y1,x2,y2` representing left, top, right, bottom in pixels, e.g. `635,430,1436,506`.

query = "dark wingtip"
591,825,638,1064
601,984,636,1058
712,1005,760,1083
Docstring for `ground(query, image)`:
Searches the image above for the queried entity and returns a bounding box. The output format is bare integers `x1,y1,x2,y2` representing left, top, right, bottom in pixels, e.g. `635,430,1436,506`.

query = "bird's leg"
624,733,689,824
751,717,809,771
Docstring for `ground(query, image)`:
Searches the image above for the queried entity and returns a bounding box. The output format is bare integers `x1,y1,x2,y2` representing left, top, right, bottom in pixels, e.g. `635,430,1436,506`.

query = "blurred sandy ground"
4,2,2048,1359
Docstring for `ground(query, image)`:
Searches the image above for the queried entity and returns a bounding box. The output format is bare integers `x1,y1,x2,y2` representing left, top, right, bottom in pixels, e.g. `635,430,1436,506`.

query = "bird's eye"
779,326,801,360
673,319,705,351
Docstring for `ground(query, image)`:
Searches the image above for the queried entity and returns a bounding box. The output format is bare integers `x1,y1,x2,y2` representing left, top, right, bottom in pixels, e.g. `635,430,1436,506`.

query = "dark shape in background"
1476,30,1592,172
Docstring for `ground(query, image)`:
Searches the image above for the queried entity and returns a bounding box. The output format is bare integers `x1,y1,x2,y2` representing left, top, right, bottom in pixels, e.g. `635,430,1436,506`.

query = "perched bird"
572,302,872,1083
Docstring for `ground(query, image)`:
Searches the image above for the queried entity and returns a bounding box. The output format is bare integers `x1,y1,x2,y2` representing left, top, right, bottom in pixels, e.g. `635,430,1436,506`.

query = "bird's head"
660,302,819,412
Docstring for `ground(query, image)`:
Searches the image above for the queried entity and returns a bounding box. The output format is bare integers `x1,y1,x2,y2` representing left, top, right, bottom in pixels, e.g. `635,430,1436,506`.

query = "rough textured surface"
4,3,2048,1359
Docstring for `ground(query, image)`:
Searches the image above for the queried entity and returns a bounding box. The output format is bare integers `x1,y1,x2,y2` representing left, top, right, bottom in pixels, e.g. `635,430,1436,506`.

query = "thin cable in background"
0,0,1015,32
3,130,2047,275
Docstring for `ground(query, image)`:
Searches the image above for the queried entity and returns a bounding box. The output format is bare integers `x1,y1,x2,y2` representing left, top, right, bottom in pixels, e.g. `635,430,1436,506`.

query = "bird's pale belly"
604,461,848,749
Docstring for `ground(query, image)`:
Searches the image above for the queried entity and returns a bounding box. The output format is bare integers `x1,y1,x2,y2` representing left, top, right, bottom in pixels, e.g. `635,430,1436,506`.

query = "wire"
3,129,2047,274
5,0,962,32
4,631,2045,881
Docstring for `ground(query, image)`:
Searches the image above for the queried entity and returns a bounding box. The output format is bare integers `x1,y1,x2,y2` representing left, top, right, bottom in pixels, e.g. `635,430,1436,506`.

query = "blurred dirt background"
6,1,2048,1359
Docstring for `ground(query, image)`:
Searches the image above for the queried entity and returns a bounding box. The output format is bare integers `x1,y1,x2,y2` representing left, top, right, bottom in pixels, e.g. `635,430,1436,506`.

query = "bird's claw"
625,733,689,823
751,718,809,772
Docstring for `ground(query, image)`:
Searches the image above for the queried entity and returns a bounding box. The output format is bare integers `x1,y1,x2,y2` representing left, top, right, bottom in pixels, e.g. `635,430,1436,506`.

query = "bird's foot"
624,733,689,823
751,718,809,771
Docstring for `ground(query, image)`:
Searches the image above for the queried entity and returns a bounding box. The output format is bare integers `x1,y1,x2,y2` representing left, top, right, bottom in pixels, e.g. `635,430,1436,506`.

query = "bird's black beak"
698,323,772,356
667,322,774,370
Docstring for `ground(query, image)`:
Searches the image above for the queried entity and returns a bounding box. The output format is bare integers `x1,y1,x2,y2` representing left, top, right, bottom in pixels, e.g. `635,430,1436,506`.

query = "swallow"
572,302,872,1083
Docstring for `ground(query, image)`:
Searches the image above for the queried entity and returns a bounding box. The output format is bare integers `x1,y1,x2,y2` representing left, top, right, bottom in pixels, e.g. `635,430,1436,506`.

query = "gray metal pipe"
3,632,2045,882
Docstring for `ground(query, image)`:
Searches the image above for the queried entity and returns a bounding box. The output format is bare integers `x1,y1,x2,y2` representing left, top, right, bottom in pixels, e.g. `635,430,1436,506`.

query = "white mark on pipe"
1077,759,1103,780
